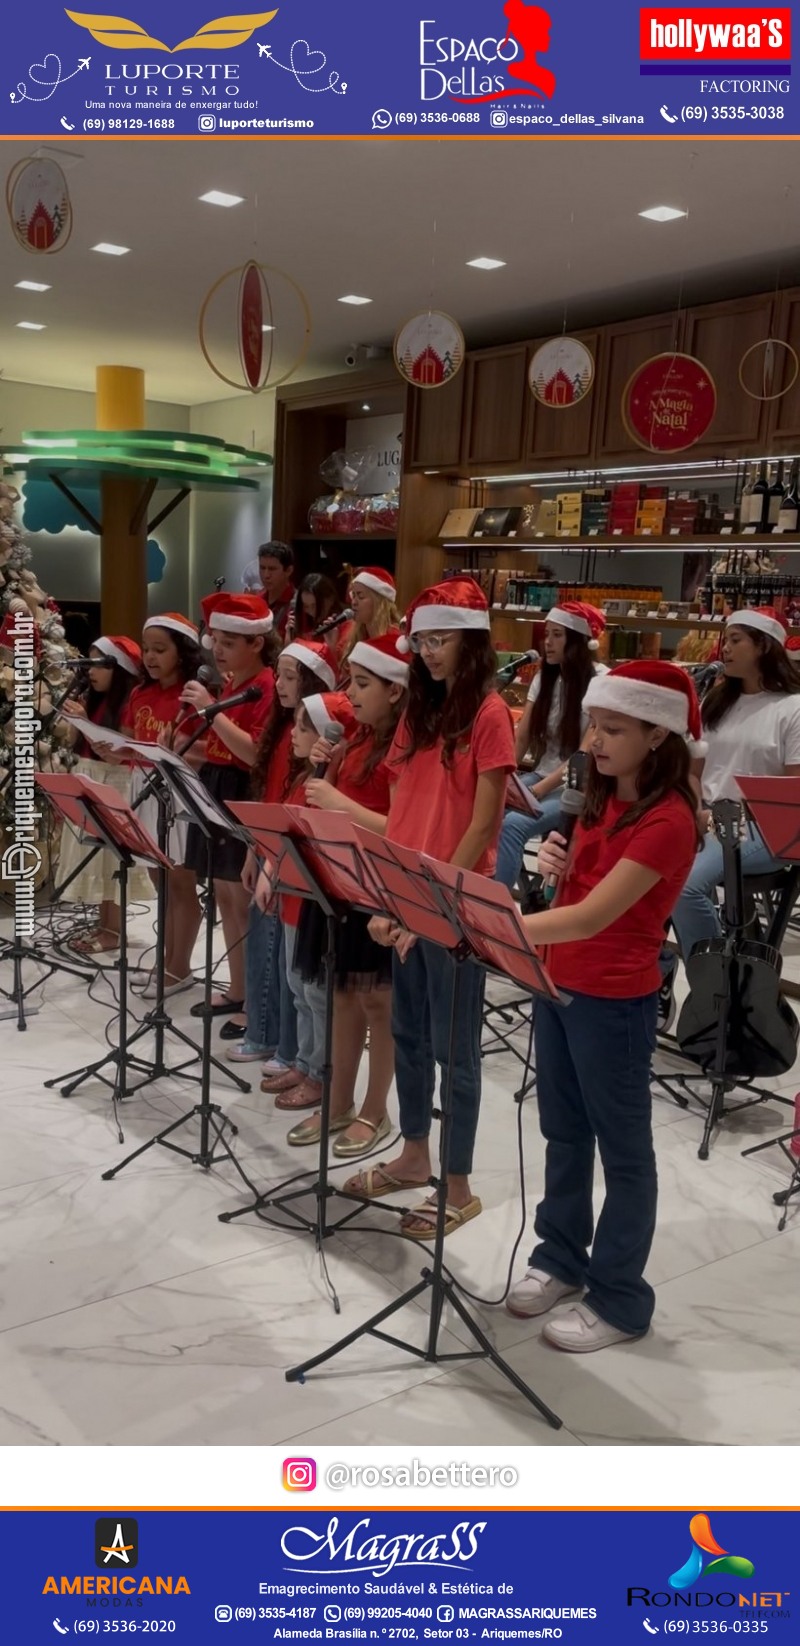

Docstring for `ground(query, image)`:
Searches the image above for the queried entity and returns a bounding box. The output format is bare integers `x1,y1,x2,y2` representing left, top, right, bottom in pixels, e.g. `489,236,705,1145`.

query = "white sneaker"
261,1057,290,1077
140,973,196,1002
542,1302,644,1353
506,1267,582,1319
226,1040,273,1063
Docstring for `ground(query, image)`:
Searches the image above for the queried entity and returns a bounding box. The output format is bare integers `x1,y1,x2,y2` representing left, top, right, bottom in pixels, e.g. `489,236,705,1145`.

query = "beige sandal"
342,1163,429,1201
332,1113,391,1159
399,1195,483,1240
69,928,120,955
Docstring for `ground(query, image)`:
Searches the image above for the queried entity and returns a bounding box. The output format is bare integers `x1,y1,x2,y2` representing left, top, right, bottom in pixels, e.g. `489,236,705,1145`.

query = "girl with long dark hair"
659,606,800,1026
508,661,702,1352
287,571,354,666
343,577,516,1239
496,602,606,889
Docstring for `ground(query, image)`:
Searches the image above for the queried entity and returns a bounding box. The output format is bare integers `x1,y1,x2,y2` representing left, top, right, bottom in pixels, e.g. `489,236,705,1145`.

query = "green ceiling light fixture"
1,366,272,634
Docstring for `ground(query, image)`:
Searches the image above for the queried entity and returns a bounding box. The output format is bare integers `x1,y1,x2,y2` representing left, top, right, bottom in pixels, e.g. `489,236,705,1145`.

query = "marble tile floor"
1,908,799,1448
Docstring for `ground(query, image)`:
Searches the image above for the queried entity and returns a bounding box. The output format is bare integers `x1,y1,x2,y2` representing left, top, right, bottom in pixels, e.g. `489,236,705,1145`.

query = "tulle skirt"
54,757,155,906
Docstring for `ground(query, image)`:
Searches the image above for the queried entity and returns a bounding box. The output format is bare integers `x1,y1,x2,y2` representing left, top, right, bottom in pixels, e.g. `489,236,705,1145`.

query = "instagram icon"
283,1458,317,1492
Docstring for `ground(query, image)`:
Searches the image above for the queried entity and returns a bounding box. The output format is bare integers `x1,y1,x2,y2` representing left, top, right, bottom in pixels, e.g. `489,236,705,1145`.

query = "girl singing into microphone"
342,568,401,666
508,661,702,1352
345,578,516,1239
287,572,355,667
180,593,276,1034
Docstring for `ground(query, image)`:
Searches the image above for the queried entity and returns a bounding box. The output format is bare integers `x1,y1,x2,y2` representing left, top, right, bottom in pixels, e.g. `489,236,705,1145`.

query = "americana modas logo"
66,9,278,52
95,1519,139,1570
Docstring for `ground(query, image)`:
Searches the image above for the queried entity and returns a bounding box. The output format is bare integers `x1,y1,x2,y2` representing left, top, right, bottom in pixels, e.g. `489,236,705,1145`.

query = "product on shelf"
439,506,483,538
308,447,384,536
473,506,523,537
365,491,400,534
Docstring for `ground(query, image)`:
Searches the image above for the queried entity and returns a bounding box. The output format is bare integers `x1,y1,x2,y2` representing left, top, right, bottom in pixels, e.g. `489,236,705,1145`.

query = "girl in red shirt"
232,639,339,1067
508,661,702,1353
345,578,516,1241
121,613,204,997
284,632,410,1159
179,593,276,1032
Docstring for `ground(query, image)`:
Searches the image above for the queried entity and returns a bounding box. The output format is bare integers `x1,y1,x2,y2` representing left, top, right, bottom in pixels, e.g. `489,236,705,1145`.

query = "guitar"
676,798,799,1078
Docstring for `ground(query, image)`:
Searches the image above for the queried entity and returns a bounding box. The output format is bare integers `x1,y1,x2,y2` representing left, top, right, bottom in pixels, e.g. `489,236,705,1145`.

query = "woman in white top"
661,606,800,1017
495,602,606,889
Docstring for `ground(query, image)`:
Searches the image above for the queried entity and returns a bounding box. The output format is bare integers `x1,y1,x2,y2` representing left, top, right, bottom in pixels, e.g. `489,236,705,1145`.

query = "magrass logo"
95,1519,138,1569
669,1513,754,1591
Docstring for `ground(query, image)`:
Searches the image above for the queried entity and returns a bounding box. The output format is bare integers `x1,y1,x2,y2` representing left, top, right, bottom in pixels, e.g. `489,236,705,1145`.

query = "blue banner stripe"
640,63,792,75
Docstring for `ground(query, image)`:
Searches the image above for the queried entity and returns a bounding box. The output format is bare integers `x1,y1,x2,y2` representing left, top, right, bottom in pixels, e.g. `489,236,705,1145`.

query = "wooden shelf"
441,534,800,552
491,609,800,638
293,532,397,543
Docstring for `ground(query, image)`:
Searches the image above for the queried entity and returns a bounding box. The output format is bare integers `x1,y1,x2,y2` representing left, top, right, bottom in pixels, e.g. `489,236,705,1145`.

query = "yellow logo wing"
65,10,279,53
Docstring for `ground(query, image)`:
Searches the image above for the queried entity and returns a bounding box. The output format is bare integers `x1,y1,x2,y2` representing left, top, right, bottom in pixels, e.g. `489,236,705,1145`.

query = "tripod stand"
0,768,93,1030
286,836,563,1428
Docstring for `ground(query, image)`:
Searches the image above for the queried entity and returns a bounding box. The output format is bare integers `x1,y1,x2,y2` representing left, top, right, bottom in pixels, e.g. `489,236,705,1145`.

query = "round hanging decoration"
738,337,800,403
6,155,72,254
239,261,264,391
394,310,465,389
622,353,717,453
199,261,311,394
528,336,595,408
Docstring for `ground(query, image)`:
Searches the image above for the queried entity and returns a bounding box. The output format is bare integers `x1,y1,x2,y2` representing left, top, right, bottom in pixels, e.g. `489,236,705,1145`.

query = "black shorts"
184,762,250,883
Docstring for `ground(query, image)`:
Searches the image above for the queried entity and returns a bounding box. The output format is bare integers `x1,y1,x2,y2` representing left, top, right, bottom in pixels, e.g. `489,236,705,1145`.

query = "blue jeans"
531,992,659,1335
245,905,297,1064
391,940,485,1176
284,929,326,1083
495,772,565,890
667,821,781,965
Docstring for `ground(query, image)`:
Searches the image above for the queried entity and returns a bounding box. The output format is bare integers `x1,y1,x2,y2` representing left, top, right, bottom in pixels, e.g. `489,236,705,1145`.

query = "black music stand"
218,803,388,1262
36,774,168,1121
285,835,563,1429
0,767,94,1032
734,777,800,1225
101,751,256,1188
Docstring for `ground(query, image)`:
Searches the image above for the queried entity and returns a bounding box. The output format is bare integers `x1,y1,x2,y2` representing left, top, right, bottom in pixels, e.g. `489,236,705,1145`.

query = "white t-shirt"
702,691,800,803
525,664,607,776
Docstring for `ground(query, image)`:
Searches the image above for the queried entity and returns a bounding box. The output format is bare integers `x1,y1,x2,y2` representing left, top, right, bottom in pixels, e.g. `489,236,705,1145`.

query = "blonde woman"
343,568,401,666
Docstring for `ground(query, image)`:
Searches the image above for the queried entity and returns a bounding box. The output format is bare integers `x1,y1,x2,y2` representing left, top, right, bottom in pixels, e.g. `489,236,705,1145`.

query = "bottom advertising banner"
0,1509,794,1643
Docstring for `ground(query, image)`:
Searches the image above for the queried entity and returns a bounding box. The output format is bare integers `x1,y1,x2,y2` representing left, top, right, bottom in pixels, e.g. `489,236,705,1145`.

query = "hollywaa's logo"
421,2,556,104
65,8,278,52
281,1516,487,1579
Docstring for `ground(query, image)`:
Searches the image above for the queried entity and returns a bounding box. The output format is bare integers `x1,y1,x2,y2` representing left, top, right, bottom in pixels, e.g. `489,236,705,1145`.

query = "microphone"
496,649,540,686
312,607,354,638
67,657,103,668
200,683,263,719
213,576,226,592
313,720,344,779
197,663,218,688
544,751,590,904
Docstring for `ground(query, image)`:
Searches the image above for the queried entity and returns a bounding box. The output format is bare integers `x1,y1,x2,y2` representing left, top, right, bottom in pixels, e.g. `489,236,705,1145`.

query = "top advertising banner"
0,1,796,140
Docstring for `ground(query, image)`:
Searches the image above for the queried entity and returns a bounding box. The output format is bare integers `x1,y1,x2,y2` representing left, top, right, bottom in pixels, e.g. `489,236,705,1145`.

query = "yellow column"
96,366,147,638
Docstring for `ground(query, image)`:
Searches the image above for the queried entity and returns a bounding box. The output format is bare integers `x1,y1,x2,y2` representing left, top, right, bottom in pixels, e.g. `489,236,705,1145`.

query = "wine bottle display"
767,460,785,529
777,458,800,532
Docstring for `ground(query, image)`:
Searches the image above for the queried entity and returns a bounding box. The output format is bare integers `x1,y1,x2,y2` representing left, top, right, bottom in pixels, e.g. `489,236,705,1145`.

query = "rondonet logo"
640,8,792,61
281,1516,487,1578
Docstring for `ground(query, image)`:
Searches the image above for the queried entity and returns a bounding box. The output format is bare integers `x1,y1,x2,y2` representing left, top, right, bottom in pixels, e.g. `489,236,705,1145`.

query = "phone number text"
83,119,176,130
679,105,784,121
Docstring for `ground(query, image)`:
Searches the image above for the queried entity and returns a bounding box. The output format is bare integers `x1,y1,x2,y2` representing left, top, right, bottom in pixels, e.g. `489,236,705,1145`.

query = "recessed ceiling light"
638,205,687,222
362,403,371,411
262,323,275,332
17,321,46,330
92,242,130,255
199,189,245,207
338,294,372,305
467,257,506,270
15,280,50,292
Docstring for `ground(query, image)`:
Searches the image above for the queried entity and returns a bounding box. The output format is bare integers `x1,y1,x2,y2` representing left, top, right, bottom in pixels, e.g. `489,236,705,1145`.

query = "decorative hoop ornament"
528,336,595,407
199,261,311,393
738,337,800,403
622,352,717,453
6,155,72,254
394,310,465,389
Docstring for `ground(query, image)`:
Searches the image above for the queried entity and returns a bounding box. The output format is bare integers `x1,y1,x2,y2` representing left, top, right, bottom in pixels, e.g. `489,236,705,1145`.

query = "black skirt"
294,899,393,993
184,761,250,882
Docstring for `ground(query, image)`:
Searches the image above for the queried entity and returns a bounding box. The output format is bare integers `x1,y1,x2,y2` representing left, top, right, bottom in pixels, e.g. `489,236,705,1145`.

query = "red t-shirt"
332,728,392,816
386,692,516,877
262,720,293,803
126,679,187,744
545,792,698,999
280,773,309,929
205,667,274,769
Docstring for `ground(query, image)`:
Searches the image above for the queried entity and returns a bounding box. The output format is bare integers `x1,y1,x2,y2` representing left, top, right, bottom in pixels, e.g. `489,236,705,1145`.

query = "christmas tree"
0,476,76,886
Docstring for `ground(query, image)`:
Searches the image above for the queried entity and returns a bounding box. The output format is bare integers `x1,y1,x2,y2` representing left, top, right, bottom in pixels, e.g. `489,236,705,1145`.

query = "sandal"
287,1107,357,1147
69,928,120,955
332,1113,391,1159
399,1195,483,1241
342,1163,429,1201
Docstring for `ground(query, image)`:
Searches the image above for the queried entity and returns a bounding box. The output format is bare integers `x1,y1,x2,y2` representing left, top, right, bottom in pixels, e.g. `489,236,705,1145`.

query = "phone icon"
643,1622,660,1636
659,104,678,124
54,1622,69,1636
60,116,75,131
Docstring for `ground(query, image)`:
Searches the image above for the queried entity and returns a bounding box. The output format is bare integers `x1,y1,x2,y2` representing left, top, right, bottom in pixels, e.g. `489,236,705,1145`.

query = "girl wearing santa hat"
659,606,800,1027
231,639,340,1068
180,594,277,1035
507,660,703,1351
496,602,607,891
283,632,409,1158
342,567,401,664
58,636,152,953
344,577,517,1239
120,614,205,998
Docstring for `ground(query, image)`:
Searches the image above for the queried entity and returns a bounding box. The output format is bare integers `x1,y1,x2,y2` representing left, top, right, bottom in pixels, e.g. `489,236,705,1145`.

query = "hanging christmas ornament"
738,337,800,402
622,353,717,453
199,261,311,393
394,310,465,389
6,155,72,254
528,336,594,407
